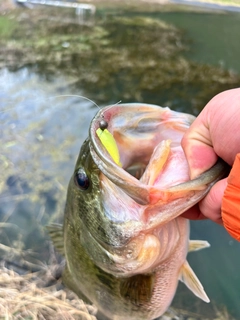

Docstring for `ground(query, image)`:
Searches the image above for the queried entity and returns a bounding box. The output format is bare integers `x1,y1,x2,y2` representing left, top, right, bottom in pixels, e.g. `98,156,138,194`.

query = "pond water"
154,10,240,72
0,2,240,319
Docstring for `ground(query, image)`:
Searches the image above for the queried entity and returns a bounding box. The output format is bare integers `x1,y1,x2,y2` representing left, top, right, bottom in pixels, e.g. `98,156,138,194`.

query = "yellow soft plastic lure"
96,128,122,167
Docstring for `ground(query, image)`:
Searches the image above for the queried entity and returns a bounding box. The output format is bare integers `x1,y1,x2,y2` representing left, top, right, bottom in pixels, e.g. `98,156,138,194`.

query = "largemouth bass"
49,103,227,320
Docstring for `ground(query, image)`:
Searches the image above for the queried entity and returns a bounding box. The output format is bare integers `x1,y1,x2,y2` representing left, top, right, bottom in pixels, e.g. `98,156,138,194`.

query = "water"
0,68,97,260
0,3,240,318
155,10,240,72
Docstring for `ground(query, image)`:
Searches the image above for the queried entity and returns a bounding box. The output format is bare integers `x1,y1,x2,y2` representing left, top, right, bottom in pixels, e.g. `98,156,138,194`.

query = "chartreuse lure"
96,126,122,167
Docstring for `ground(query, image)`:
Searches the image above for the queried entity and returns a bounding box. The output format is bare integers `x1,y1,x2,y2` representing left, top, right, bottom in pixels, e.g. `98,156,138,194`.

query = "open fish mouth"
90,104,190,203
89,103,226,211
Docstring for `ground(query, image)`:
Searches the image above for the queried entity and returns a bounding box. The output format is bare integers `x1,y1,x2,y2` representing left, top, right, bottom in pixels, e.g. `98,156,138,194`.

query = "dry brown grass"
0,256,236,320
0,265,97,320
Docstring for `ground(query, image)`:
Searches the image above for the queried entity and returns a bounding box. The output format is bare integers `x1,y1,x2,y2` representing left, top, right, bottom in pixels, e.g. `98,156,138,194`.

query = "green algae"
0,16,17,39
0,8,239,114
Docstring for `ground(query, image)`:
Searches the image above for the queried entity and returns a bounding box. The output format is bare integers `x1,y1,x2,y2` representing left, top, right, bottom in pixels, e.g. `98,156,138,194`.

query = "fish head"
65,103,227,277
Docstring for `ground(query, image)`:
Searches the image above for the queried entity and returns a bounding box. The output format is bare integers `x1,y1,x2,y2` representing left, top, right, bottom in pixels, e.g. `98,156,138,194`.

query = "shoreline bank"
2,0,240,13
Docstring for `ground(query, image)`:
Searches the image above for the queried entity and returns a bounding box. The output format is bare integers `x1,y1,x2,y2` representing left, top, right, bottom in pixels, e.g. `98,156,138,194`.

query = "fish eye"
74,168,90,190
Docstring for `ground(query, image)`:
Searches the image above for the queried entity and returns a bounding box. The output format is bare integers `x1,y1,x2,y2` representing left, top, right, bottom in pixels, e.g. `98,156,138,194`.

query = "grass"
0,242,236,320
0,16,17,39
0,262,97,320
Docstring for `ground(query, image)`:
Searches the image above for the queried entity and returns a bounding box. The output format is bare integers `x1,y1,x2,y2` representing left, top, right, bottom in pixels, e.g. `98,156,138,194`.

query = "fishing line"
49,94,122,113
1,95,122,115
49,94,102,110
49,95,122,130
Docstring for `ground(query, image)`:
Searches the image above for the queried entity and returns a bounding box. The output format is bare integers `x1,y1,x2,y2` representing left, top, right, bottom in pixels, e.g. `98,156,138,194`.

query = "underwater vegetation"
0,7,239,112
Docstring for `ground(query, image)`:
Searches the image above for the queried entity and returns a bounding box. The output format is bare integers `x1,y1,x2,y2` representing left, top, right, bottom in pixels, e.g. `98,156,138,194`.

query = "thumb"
222,153,240,241
181,112,218,179
182,89,240,179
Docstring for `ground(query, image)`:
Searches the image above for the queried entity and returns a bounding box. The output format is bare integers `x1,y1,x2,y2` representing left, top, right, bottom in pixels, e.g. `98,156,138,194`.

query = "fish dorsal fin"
46,223,65,256
120,273,155,306
188,240,210,252
179,261,210,303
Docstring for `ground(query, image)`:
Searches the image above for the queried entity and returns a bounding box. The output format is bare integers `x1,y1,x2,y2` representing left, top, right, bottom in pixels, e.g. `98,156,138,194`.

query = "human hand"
181,88,240,240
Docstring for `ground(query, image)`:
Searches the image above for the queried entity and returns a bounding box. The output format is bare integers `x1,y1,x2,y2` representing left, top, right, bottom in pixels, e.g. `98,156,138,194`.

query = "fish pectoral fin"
46,223,65,256
188,240,210,252
120,273,155,306
179,261,210,303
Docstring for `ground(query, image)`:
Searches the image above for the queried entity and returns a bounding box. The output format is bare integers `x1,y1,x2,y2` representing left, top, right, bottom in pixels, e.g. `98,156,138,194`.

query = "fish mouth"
89,103,194,206
89,103,227,226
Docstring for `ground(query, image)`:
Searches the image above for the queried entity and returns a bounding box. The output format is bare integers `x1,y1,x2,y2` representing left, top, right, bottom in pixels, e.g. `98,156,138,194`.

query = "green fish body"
49,103,228,320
